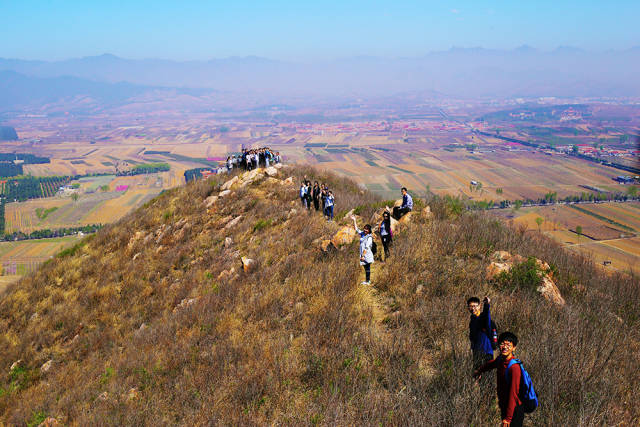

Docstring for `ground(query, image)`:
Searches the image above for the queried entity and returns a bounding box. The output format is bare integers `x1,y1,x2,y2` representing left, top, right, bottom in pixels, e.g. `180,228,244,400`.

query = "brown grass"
0,165,638,425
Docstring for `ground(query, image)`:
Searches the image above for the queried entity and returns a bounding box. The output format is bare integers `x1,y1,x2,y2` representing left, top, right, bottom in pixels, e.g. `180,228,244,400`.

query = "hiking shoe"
361,281,371,286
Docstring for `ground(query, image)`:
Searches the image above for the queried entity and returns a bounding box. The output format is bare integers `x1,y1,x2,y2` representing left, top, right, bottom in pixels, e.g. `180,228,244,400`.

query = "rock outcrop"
486,251,565,306
331,226,357,247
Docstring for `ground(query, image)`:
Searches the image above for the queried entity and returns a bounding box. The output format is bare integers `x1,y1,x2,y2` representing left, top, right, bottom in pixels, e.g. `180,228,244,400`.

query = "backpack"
489,320,499,350
505,358,539,413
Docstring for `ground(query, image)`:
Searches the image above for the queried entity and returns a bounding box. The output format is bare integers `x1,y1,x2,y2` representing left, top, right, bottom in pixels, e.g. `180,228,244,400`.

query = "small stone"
241,257,256,273
41,360,53,374
415,284,424,295
537,276,565,306
9,360,22,372
204,195,219,208
221,176,239,191
283,177,294,185
265,166,278,177
219,189,231,198
224,216,242,229
224,237,233,248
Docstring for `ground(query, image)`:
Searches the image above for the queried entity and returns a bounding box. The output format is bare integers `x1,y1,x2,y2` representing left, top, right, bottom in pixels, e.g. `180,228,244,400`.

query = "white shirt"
357,229,374,265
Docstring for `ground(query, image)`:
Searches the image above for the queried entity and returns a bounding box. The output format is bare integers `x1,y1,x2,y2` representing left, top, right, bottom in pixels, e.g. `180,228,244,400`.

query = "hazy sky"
2,0,639,61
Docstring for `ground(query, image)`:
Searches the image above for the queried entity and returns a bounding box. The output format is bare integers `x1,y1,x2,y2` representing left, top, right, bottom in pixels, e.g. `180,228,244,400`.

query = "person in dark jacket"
468,296,494,371
474,332,525,427
378,211,393,260
312,181,321,211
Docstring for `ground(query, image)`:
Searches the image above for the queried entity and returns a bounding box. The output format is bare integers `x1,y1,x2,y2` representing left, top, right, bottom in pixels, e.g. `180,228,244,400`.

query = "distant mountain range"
1,47,639,110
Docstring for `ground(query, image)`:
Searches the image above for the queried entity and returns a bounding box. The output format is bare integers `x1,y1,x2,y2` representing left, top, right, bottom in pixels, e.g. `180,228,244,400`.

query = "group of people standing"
226,147,281,172
299,176,335,221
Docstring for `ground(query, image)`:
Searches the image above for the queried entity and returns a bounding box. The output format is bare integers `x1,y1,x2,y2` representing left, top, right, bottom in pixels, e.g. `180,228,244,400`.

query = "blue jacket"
402,193,413,210
469,302,493,355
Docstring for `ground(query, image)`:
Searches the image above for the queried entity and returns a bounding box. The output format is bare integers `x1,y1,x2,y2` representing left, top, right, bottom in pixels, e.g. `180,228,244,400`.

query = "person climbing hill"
468,296,495,372
377,211,392,260
352,215,374,285
474,332,536,427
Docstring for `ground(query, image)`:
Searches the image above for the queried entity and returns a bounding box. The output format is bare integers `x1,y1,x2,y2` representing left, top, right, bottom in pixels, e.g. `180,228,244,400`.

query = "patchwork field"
5,187,162,233
0,235,82,282
496,201,640,275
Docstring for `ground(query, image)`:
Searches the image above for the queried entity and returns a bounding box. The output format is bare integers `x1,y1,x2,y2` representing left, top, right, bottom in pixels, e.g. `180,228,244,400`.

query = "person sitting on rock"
352,215,374,285
378,211,393,260
324,190,334,220
393,187,413,220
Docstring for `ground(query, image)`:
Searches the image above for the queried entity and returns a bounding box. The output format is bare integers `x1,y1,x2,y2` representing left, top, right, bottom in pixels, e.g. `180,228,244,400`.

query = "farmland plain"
1,106,638,280
497,201,640,274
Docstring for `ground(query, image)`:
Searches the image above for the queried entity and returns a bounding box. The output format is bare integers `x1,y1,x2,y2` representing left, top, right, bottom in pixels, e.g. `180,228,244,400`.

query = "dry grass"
0,165,638,425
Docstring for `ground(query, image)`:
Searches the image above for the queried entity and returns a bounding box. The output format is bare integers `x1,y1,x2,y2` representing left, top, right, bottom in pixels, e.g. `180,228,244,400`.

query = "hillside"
1,165,639,425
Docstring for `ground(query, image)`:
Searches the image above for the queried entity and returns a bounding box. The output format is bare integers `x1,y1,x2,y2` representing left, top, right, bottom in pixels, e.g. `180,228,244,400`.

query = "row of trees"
0,176,71,202
451,190,639,212
0,224,102,242
117,162,170,176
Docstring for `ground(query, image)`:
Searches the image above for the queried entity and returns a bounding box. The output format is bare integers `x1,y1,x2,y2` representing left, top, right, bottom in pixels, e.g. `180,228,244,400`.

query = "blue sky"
2,0,639,60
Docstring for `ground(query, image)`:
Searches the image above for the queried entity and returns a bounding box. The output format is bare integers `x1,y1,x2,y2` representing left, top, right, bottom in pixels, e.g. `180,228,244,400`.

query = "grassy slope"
0,165,639,425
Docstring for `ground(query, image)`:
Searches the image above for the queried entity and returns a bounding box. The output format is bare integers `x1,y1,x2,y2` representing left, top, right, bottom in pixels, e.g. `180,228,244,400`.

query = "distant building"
614,176,633,184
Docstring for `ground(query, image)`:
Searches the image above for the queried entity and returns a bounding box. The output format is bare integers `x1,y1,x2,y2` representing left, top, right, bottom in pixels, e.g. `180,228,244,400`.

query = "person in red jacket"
473,332,525,427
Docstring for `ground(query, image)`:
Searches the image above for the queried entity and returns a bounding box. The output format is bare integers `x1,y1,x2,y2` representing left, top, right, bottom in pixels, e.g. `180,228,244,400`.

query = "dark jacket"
469,302,493,356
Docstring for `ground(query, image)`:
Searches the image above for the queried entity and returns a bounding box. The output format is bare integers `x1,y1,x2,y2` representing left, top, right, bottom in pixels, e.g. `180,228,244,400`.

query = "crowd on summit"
225,147,281,173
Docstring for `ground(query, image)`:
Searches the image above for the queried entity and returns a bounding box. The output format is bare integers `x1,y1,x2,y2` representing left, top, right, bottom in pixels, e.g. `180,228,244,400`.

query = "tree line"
0,224,102,242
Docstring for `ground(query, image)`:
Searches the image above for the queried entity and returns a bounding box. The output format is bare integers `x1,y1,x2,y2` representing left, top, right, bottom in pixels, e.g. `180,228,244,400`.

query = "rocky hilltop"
0,165,638,425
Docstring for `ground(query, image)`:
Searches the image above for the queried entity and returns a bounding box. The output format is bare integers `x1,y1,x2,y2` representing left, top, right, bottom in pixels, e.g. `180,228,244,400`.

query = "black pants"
363,262,371,282
393,206,411,220
501,405,525,427
380,234,392,258
313,196,320,211
305,195,312,210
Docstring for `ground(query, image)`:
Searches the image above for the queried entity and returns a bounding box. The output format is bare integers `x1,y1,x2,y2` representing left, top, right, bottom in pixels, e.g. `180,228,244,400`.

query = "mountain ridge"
0,164,638,425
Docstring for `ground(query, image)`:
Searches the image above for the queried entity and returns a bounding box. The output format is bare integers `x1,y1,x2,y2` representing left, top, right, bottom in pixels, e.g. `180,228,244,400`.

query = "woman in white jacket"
352,215,374,285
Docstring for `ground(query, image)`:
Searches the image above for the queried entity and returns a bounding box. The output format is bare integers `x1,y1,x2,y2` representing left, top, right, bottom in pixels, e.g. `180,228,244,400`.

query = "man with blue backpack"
474,332,538,427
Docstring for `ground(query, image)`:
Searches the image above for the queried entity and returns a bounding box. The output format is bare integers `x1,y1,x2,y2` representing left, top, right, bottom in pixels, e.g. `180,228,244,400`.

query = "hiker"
312,181,321,211
320,183,328,212
393,187,413,220
352,215,374,285
468,296,495,372
377,211,393,260
324,190,334,220
246,152,253,170
226,156,233,172
474,332,535,427
300,182,309,208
